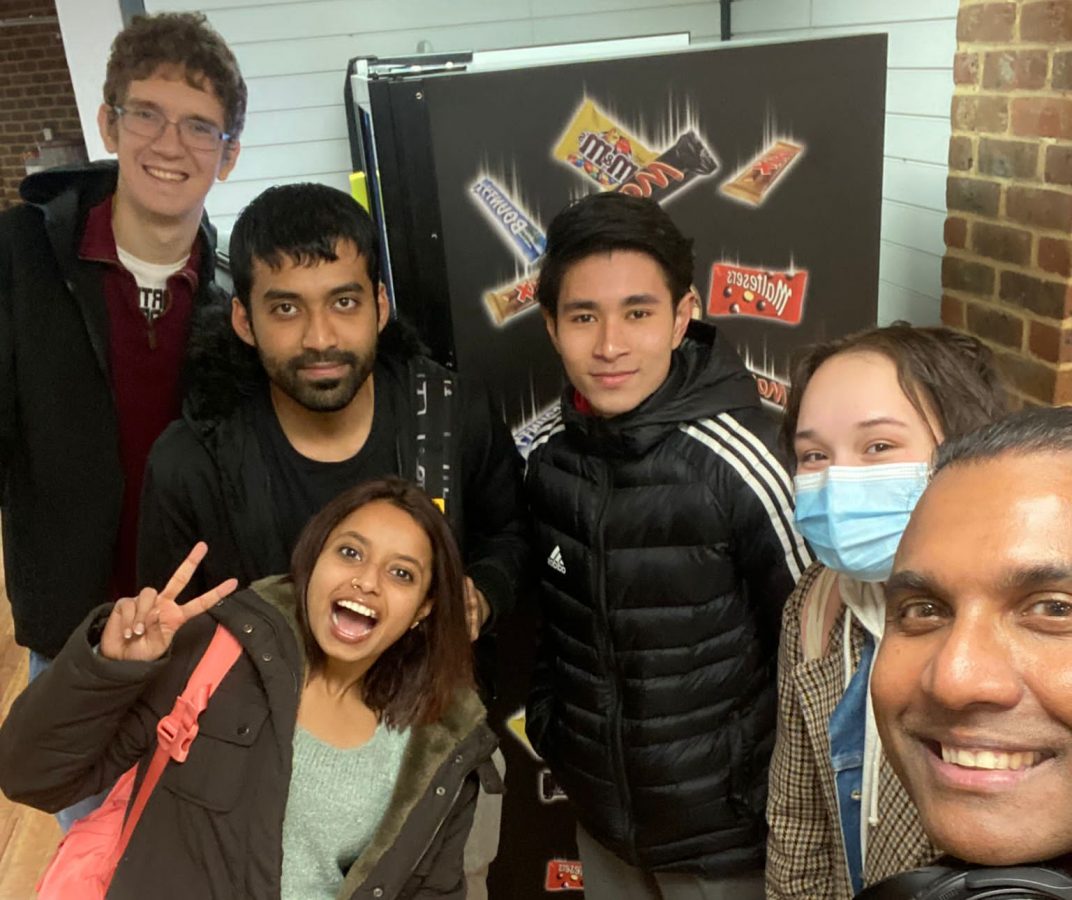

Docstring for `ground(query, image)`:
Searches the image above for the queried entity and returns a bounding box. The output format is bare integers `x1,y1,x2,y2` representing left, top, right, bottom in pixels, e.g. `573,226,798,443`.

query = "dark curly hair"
781,323,1009,470
103,12,247,141
229,183,380,311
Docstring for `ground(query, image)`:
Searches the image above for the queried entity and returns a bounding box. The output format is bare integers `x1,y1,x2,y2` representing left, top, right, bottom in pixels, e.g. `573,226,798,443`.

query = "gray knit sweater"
281,723,411,899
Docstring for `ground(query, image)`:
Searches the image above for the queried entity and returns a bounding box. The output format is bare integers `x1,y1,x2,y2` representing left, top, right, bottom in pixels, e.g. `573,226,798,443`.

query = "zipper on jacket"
590,463,636,860
400,730,495,897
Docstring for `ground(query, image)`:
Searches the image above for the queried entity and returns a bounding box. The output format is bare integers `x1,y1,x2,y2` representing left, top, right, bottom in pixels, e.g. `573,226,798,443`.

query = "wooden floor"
0,556,61,899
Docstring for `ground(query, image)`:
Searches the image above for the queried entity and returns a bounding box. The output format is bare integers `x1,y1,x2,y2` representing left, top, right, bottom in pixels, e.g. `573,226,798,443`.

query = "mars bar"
618,130,718,203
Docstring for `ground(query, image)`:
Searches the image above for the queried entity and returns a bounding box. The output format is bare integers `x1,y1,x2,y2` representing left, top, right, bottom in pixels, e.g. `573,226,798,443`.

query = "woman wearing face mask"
764,324,1008,900
0,478,497,899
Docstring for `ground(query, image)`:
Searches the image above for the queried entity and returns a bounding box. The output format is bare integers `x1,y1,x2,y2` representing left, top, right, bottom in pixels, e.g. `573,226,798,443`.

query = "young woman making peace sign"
0,478,497,900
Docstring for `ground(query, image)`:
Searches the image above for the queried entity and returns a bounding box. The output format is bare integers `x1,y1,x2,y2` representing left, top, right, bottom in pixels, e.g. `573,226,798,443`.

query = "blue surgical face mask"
793,462,931,583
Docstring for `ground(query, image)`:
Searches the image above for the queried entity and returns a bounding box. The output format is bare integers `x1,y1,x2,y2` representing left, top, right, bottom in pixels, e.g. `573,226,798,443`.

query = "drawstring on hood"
839,578,886,868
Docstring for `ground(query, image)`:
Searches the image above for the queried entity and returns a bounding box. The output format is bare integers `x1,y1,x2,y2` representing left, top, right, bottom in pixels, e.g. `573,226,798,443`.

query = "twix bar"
720,140,803,207
484,276,538,327
707,262,808,326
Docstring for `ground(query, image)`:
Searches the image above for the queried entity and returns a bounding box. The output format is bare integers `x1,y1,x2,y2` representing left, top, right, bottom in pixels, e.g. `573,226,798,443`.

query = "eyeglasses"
112,104,231,151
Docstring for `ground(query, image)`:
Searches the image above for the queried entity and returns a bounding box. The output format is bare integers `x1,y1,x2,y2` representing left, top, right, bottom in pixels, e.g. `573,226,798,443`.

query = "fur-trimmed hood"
241,575,497,900
0,574,497,900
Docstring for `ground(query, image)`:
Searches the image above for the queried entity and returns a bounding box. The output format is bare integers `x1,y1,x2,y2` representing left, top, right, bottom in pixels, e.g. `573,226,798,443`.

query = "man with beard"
138,183,525,898
138,181,526,652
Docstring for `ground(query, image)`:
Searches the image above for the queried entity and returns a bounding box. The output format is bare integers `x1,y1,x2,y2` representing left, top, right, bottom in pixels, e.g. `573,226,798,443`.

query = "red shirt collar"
78,195,203,288
572,389,594,416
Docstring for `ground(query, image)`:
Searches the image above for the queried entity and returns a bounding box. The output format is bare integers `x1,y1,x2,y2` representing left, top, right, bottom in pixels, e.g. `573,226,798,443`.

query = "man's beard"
261,347,375,412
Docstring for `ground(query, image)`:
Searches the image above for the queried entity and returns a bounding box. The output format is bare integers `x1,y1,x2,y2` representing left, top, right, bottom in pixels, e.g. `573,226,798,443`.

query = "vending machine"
347,32,887,897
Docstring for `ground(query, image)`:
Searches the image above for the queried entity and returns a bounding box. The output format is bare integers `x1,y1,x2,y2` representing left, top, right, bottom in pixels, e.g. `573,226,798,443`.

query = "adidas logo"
547,545,566,574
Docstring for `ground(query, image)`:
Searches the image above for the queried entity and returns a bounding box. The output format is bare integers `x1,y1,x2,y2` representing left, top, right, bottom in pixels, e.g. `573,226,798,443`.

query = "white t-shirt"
115,245,189,322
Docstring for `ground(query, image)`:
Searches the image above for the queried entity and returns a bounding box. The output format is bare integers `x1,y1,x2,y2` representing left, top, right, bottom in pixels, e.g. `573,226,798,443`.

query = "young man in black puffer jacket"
524,193,811,899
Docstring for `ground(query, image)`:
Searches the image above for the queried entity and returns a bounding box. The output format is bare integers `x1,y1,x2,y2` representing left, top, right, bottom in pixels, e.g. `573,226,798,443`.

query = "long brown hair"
781,323,1009,470
289,478,473,727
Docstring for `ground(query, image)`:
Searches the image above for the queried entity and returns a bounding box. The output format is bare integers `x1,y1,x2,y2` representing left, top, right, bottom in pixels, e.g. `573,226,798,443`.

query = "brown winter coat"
0,577,500,899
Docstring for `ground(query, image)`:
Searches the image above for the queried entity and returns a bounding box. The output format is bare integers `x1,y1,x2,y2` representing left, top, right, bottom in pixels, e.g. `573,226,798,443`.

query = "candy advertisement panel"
409,35,885,437
368,33,886,897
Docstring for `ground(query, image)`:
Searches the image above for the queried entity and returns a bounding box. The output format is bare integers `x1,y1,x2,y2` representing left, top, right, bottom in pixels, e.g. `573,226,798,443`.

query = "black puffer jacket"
524,321,810,876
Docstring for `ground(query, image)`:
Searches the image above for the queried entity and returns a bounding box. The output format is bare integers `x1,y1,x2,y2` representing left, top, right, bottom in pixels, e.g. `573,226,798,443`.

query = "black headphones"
855,865,1072,899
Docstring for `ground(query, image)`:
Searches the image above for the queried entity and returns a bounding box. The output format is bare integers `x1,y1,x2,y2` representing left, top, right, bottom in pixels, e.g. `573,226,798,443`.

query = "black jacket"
137,312,528,654
524,321,810,876
0,162,224,657
0,578,501,899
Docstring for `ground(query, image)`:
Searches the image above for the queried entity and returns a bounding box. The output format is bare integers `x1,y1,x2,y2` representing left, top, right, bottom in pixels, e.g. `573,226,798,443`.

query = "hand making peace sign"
99,543,239,662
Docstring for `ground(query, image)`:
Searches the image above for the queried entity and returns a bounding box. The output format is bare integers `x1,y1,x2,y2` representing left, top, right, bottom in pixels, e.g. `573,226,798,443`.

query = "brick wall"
0,0,85,209
944,0,1072,406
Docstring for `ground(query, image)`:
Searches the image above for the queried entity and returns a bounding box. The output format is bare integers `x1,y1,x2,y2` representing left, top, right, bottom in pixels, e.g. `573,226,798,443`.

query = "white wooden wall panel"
731,1,955,324
881,243,943,301
157,0,267,8
532,5,722,44
879,281,942,326
241,107,347,149
882,201,945,257
244,72,342,114
203,0,533,45
237,139,351,180
812,0,959,27
731,0,810,33
210,170,354,237
234,22,535,80
883,160,947,213
887,70,951,118
885,115,951,167
729,21,954,70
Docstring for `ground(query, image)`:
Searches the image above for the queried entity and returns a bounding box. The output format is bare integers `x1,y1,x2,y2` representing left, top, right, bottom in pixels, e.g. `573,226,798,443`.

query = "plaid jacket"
765,563,937,899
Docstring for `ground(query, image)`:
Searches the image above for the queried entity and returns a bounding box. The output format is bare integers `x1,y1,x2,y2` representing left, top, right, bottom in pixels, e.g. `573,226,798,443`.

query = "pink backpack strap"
111,624,243,865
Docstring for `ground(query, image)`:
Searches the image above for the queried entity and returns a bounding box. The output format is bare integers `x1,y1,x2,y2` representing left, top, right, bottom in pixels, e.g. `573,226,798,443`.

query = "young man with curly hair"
0,12,245,827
